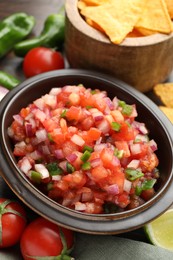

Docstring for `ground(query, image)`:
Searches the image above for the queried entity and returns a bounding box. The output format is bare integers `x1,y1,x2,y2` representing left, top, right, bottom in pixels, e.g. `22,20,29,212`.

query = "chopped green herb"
82,162,91,170
111,122,121,131
47,182,53,191
46,162,63,175
125,168,144,181
66,162,75,173
81,150,91,162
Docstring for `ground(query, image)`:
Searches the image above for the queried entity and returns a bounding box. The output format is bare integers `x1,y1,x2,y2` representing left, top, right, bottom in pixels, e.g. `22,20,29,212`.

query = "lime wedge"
144,209,173,251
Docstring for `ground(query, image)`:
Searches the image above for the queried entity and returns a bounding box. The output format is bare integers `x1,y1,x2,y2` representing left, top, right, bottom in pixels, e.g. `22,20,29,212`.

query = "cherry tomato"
0,198,27,248
23,47,65,78
20,217,74,260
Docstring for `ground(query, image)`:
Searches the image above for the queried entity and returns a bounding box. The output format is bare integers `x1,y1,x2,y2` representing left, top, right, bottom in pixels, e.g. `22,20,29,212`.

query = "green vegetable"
111,122,121,131
0,12,35,58
30,171,42,184
82,162,91,171
66,162,75,173
46,162,63,175
136,179,156,196
118,100,133,116
125,168,144,181
0,71,20,90
14,7,65,57
81,150,91,162
83,145,93,153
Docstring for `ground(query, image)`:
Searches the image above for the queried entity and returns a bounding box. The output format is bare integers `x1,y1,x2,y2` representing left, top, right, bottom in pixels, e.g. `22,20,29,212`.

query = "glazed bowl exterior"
65,0,173,92
0,69,173,234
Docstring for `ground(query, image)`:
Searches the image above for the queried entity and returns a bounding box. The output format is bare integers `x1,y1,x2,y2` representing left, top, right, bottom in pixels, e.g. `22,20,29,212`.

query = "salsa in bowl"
0,69,173,234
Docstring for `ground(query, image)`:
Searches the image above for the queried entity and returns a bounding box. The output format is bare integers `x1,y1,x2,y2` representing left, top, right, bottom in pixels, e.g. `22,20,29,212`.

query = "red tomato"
0,198,27,248
20,217,74,260
23,47,65,78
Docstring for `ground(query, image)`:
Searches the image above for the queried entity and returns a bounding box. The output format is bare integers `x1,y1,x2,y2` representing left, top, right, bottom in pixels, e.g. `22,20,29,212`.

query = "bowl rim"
0,69,173,234
65,0,173,47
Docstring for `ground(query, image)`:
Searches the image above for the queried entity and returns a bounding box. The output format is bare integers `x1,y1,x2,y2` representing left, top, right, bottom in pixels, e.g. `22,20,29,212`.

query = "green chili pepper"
30,171,42,184
81,150,91,162
66,162,75,173
83,145,93,153
0,71,20,90
111,122,121,131
82,162,91,171
46,162,63,175
118,100,133,116
135,179,156,196
125,168,144,181
0,12,35,58
14,7,65,57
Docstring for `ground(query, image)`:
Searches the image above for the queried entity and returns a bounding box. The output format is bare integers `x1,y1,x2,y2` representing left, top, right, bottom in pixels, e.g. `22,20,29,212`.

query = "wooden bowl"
65,0,173,92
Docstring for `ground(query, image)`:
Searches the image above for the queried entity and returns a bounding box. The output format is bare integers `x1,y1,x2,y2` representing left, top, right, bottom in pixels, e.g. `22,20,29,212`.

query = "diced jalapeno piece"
46,162,63,175
81,150,91,162
125,168,144,181
83,145,93,153
111,122,121,131
118,100,133,116
30,170,42,184
82,162,91,170
66,162,75,173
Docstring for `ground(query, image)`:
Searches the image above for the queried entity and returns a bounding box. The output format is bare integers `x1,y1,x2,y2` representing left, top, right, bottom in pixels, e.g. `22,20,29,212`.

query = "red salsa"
8,85,159,214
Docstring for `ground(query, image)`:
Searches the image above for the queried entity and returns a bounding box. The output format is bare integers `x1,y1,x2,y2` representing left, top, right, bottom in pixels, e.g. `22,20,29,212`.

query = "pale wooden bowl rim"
66,0,173,47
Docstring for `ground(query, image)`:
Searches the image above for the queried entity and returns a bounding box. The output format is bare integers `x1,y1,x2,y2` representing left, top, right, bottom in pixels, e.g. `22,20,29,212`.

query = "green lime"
144,209,173,251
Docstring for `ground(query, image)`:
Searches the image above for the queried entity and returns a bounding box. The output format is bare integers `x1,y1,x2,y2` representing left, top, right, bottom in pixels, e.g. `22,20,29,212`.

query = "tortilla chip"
165,0,173,19
159,106,173,123
80,0,147,44
154,83,173,108
136,0,173,34
78,0,109,8
86,18,105,32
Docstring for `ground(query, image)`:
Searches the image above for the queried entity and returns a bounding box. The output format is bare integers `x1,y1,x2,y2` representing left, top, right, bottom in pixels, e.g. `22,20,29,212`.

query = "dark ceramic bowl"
0,69,173,234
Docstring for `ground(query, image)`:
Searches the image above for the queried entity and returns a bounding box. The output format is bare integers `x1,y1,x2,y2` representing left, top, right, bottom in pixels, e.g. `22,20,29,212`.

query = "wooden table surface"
0,1,173,258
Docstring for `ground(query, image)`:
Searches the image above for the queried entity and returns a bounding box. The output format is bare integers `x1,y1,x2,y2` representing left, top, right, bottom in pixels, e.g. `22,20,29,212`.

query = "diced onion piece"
106,184,119,195
90,158,101,168
127,159,140,169
43,94,57,108
35,164,49,179
123,179,132,193
13,114,23,125
130,143,142,155
66,153,78,163
75,202,87,211
52,175,62,181
71,134,85,146
54,149,64,159
34,98,45,110
149,139,158,151
35,129,47,143
49,87,61,96
20,157,32,175
96,119,110,134
25,123,33,137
